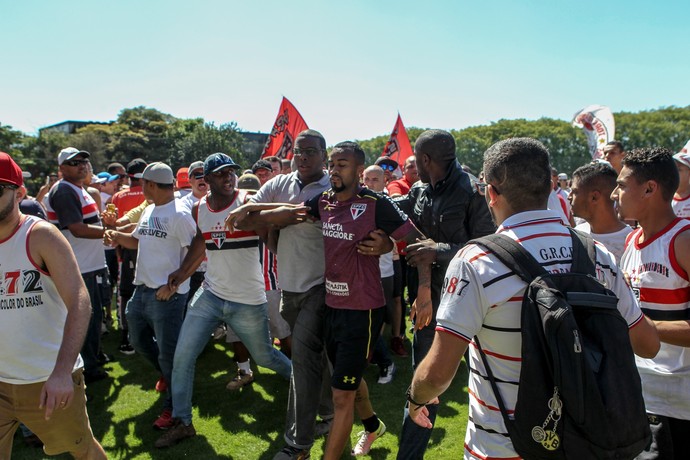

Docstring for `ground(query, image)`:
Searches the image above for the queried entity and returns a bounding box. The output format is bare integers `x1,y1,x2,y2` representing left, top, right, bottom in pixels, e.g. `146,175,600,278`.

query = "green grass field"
12,324,469,460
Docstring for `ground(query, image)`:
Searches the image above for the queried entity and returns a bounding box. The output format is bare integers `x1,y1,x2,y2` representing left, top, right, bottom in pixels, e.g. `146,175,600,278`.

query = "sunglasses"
63,159,90,167
379,163,396,172
0,184,18,195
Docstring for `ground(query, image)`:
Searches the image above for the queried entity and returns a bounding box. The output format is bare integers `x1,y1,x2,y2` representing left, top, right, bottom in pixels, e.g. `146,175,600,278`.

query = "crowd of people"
0,130,689,459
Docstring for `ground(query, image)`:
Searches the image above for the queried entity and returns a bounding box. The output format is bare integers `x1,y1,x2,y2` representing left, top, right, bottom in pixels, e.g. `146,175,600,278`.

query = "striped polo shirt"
436,210,643,460
621,217,690,419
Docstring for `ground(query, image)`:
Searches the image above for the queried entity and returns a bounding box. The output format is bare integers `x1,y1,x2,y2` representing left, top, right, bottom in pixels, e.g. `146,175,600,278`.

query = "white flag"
572,105,615,159
679,139,690,154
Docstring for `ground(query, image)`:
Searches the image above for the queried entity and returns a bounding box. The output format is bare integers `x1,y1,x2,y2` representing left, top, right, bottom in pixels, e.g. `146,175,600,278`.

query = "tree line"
2,105,689,194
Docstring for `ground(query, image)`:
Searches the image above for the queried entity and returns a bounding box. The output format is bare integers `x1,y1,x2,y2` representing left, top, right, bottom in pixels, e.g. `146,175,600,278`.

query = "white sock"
237,360,251,374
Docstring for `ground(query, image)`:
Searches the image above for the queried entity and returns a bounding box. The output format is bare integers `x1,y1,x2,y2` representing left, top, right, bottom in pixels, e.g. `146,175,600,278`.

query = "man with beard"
156,153,292,449
225,130,393,459
0,152,107,459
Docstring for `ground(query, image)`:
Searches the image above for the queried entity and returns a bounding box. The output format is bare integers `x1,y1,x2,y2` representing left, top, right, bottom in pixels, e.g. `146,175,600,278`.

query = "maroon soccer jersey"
306,187,414,310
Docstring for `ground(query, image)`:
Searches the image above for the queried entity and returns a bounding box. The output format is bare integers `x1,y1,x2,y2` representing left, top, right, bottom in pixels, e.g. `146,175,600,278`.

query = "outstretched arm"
226,202,309,232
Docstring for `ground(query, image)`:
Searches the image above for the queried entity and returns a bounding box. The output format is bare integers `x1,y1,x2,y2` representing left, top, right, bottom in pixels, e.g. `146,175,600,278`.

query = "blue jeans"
172,288,291,425
126,285,186,411
280,284,333,449
397,319,437,460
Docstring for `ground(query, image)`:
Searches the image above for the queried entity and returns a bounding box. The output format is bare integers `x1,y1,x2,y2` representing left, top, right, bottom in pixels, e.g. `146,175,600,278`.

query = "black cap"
126,158,147,178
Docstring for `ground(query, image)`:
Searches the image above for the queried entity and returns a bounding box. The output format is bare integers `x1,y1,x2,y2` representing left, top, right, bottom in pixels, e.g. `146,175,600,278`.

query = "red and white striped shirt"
437,210,643,460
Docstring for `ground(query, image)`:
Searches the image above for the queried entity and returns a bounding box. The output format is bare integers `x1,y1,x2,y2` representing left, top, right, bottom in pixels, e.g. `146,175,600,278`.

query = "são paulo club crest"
350,203,366,220
211,232,226,249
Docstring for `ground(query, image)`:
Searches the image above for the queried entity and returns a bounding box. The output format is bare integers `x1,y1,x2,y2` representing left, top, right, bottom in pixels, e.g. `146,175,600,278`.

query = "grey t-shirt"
251,171,330,293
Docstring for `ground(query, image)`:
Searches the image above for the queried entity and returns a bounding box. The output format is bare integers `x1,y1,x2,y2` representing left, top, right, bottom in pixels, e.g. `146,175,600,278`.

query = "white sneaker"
377,362,396,384
352,420,386,456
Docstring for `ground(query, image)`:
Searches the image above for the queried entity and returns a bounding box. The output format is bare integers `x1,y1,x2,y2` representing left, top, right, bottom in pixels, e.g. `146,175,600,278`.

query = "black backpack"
469,229,650,459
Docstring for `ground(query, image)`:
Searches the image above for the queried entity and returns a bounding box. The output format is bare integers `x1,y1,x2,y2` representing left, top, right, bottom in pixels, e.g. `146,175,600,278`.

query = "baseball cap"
126,158,148,179
188,161,204,176
673,152,690,169
237,173,261,191
92,174,107,185
375,156,399,170
57,147,90,166
0,152,24,187
142,162,174,185
252,159,273,174
203,153,241,176
558,173,568,180
97,171,120,183
176,167,190,188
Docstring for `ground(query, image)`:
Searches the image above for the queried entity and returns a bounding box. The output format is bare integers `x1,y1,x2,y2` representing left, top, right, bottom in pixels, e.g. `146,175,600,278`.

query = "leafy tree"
616,106,690,152
166,119,246,170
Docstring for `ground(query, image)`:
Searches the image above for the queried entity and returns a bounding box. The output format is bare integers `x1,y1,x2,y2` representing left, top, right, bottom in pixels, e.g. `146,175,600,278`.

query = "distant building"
39,120,113,136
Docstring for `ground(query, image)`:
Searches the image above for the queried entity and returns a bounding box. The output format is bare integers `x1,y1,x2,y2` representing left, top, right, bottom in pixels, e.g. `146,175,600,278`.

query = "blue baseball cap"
97,172,120,183
203,153,241,176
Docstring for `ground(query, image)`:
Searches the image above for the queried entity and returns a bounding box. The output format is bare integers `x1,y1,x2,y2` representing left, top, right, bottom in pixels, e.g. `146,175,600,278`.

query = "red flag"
261,97,309,160
381,114,413,166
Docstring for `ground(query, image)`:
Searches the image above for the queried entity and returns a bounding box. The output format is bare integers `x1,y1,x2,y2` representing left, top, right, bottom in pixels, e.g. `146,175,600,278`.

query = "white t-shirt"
547,190,570,226
379,251,394,278
437,210,643,460
133,199,196,293
575,222,632,262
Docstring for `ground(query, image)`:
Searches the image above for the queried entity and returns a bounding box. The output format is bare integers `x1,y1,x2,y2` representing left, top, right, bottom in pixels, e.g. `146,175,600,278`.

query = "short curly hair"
622,147,678,202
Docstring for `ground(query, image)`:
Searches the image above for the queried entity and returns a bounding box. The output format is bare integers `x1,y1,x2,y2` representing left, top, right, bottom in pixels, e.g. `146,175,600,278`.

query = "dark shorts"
324,306,385,391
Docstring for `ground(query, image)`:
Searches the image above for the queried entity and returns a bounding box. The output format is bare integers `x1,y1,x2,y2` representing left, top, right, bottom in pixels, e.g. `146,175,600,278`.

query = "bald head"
363,165,385,192
415,130,456,163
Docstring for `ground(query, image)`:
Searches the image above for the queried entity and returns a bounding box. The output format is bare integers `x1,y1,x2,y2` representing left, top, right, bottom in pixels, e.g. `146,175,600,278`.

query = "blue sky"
2,1,688,144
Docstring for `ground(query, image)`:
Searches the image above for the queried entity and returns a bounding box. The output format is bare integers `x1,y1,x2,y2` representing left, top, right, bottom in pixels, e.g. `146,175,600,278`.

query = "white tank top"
621,217,690,418
0,216,83,384
197,191,266,305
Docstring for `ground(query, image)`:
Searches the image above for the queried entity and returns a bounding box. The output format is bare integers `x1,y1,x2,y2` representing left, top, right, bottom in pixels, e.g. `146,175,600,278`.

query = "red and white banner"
572,105,615,159
381,114,414,166
679,139,690,154
261,97,309,160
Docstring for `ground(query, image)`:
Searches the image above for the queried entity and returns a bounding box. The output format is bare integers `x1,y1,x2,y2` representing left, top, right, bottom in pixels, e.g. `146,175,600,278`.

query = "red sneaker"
391,337,409,357
153,409,174,430
155,376,168,393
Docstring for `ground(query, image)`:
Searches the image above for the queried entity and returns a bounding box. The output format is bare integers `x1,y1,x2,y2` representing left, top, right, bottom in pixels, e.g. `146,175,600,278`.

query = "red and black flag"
261,97,309,160
381,114,413,166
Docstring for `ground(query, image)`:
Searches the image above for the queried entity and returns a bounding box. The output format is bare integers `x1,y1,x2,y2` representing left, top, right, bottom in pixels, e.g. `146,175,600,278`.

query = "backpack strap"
474,336,515,435
568,228,597,276
469,233,548,284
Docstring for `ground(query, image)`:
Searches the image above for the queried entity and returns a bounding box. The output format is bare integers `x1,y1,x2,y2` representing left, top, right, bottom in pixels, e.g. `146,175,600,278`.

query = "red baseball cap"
0,152,23,187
